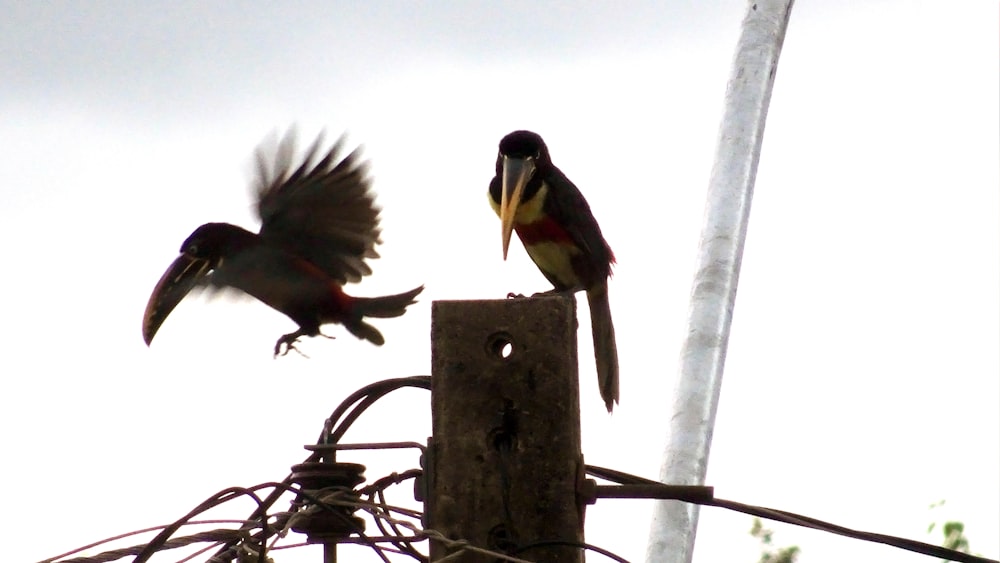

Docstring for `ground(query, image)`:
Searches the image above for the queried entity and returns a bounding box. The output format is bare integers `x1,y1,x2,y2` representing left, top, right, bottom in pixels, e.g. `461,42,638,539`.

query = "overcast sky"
2,2,997,562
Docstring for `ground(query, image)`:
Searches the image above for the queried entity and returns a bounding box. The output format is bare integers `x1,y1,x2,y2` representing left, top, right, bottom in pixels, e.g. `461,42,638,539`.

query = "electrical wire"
512,539,629,562
707,498,995,563
36,520,258,563
39,377,997,563
586,465,998,563
43,530,244,563
125,481,379,563
362,469,427,561
132,485,268,563
321,376,431,445
39,377,433,563
205,375,431,563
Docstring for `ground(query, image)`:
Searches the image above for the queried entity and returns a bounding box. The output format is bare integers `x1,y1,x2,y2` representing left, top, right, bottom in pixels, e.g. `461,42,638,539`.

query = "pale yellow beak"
499,155,535,260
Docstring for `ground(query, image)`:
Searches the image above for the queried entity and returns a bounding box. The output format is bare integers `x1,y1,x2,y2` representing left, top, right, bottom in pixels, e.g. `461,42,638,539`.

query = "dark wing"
543,166,615,276
254,129,381,284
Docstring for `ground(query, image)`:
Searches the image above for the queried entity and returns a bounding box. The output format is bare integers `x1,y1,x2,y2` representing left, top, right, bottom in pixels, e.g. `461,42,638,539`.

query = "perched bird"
489,130,619,412
143,130,423,356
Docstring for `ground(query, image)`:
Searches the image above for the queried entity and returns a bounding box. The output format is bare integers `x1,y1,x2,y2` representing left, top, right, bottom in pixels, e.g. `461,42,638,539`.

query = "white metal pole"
645,1,795,562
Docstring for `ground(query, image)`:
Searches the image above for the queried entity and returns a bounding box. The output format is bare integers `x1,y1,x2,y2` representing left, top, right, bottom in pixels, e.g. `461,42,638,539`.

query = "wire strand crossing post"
428,296,584,562
646,1,795,562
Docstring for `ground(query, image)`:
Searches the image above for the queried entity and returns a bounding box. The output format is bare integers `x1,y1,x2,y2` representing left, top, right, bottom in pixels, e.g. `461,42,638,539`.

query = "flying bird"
489,130,619,412
143,130,423,356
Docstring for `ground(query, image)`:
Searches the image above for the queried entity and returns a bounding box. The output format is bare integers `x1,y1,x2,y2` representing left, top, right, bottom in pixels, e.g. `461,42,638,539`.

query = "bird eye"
188,244,199,255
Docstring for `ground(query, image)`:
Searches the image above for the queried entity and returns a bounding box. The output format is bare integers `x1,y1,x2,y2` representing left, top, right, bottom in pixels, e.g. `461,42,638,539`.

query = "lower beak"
142,253,211,345
500,155,535,260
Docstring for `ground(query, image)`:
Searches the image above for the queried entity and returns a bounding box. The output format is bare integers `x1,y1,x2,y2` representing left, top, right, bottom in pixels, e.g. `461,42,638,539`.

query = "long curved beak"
500,155,535,260
142,253,212,345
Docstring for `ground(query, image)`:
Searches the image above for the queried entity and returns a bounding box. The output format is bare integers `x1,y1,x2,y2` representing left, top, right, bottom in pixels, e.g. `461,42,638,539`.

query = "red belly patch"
515,216,575,247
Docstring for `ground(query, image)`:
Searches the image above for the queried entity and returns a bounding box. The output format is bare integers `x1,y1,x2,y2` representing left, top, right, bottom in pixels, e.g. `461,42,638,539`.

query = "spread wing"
253,129,382,284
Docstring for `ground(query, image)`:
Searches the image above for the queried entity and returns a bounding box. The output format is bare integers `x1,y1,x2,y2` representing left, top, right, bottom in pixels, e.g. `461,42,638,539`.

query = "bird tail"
587,283,620,412
344,285,425,345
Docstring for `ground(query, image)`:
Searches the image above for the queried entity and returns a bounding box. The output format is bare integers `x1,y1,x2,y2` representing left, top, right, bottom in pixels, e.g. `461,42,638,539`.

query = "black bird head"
494,130,552,259
142,222,256,346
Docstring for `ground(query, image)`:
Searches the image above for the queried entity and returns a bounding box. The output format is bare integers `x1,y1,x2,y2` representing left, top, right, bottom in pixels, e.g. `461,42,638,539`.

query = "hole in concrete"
486,331,515,359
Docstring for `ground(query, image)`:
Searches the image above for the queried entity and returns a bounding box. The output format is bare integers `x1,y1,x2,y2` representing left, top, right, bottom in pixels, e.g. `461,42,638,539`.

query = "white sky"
2,1,997,562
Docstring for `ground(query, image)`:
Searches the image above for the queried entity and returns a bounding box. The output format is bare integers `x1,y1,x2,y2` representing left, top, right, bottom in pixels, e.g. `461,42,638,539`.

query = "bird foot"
506,289,574,299
274,330,309,358
273,329,336,358
534,288,576,297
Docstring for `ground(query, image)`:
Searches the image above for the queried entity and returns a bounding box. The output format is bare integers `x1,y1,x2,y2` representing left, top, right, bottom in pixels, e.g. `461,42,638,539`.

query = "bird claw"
273,329,335,358
274,331,309,358
274,339,307,358
532,288,571,297
506,289,573,299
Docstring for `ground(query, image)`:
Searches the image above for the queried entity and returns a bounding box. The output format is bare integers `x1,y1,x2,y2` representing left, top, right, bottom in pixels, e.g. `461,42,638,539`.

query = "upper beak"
500,155,535,260
142,253,212,345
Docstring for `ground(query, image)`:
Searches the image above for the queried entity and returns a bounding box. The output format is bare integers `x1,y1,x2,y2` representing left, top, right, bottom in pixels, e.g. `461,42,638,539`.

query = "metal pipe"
645,1,795,562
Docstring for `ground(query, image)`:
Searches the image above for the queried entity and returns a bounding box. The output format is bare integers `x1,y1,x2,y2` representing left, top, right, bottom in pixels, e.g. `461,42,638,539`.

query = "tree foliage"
750,517,799,563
